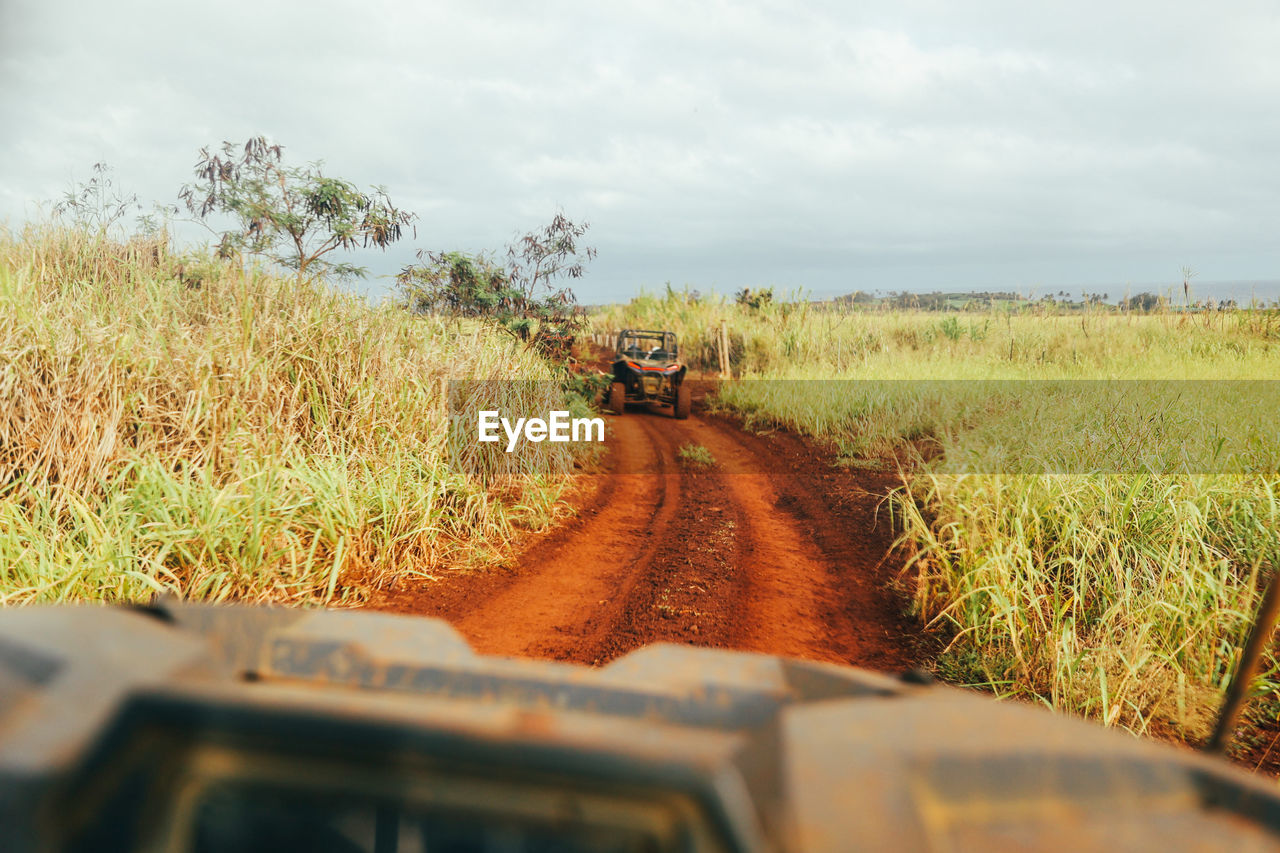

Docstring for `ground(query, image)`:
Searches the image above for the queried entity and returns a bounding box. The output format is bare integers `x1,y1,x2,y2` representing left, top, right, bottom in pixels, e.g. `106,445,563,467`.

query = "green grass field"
598,288,1280,745
0,224,583,607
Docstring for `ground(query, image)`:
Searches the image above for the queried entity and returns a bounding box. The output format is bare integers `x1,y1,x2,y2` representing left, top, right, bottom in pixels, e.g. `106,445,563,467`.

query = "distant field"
597,289,1280,748
0,224,584,607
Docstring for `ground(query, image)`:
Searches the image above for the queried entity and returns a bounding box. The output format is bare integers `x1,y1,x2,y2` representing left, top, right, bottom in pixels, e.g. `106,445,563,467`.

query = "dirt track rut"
372,395,922,672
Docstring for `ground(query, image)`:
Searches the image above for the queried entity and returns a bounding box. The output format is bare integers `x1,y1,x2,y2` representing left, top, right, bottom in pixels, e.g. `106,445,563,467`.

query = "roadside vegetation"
597,287,1280,752
0,224,585,606
0,138,595,607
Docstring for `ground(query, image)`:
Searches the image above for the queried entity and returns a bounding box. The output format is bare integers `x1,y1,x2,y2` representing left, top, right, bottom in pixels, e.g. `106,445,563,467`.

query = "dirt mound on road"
370,394,925,673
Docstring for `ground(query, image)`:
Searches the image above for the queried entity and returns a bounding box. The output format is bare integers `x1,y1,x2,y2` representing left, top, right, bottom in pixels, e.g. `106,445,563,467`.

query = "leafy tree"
397,214,594,361
1123,292,1161,312
735,286,774,310
179,136,415,282
399,251,517,320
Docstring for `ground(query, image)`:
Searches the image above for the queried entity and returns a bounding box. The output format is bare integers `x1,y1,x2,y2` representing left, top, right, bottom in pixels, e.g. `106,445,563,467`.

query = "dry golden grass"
0,224,577,606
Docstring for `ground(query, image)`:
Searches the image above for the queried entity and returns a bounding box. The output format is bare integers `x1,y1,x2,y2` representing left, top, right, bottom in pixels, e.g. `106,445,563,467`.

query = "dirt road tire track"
371,397,923,672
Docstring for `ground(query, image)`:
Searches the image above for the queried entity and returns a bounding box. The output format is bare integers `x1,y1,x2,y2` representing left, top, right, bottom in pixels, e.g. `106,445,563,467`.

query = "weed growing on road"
677,444,716,468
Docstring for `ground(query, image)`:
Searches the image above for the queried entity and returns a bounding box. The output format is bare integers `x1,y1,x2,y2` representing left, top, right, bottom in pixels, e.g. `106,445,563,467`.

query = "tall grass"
594,286,1280,379
0,224,579,606
599,289,1280,741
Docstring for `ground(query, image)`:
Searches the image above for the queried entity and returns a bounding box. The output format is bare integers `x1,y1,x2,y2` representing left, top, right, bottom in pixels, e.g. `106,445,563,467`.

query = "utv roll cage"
616,329,678,363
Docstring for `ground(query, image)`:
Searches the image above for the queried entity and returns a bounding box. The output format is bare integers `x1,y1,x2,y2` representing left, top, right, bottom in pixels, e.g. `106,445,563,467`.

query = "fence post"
718,320,730,379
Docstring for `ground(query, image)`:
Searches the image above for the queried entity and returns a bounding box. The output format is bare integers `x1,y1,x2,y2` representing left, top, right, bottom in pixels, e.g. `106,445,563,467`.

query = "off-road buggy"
607,328,691,419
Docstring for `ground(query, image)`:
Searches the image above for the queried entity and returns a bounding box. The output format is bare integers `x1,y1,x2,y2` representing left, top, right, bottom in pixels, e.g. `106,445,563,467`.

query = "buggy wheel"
674,382,691,420
609,381,627,415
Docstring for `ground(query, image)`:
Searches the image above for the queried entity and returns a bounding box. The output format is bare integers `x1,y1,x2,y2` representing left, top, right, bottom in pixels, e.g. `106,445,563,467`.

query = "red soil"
369,389,925,673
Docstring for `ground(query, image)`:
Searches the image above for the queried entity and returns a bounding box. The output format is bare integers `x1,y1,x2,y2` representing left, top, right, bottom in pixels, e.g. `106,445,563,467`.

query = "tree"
397,213,595,360
179,136,415,282
1123,292,1161,313
735,286,774,310
399,251,517,321
503,213,596,343
507,213,596,303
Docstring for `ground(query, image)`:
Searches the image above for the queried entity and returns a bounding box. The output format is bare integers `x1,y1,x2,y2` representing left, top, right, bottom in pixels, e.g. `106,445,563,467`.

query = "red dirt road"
372,394,923,673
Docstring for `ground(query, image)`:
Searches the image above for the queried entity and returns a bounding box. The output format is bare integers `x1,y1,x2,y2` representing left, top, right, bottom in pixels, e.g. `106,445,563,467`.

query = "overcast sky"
3,1,1279,303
